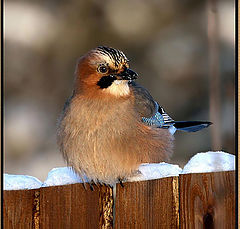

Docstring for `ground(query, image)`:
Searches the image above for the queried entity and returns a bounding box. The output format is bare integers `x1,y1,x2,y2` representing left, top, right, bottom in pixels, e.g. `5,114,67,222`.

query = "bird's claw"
118,177,124,187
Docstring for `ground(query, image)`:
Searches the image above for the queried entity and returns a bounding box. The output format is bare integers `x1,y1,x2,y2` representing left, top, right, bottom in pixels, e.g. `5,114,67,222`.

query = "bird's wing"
130,82,212,133
130,81,174,128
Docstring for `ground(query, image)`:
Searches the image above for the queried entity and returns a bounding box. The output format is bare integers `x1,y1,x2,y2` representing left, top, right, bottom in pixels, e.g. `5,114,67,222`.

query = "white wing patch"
158,105,174,125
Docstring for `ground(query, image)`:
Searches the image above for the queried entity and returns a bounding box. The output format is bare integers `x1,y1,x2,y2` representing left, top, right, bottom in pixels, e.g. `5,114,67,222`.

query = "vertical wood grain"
180,171,235,229
3,189,39,229
40,183,113,229
3,172,235,228
114,177,179,229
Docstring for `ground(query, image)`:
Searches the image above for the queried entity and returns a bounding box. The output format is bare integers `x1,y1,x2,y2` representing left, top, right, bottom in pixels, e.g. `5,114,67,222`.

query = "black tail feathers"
173,121,212,132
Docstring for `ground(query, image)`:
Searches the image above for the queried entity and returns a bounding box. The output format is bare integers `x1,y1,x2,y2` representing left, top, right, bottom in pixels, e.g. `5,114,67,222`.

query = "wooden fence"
3,171,235,228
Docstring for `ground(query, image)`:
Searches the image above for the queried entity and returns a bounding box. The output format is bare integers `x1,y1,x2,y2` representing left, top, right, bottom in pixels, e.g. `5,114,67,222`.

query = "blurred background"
4,0,234,181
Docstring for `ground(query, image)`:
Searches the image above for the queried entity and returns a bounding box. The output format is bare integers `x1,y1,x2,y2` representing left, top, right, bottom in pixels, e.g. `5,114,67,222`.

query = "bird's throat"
103,80,130,97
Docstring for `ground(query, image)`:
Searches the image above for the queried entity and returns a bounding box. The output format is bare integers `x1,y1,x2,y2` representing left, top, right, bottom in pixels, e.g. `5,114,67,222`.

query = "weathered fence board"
179,171,235,229
3,189,39,229
114,177,179,228
3,171,235,229
40,183,113,228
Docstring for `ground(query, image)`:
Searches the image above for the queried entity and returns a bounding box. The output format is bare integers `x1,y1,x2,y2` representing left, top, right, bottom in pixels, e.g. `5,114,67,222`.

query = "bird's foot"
89,182,95,191
118,178,124,187
87,180,100,191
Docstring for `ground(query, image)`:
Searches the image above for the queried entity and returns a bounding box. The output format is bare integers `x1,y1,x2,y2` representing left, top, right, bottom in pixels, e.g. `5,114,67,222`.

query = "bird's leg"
82,181,94,191
118,177,124,187
102,183,112,188
82,182,87,190
89,180,99,191
89,182,94,191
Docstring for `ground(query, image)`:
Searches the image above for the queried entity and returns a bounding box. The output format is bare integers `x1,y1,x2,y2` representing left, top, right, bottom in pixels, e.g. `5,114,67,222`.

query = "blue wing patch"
141,102,174,128
142,112,165,127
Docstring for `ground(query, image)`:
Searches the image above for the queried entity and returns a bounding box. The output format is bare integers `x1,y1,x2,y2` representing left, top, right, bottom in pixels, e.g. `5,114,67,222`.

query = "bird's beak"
116,68,138,81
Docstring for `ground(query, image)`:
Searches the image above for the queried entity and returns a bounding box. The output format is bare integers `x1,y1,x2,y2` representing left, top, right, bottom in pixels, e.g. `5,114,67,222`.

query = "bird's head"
74,46,138,97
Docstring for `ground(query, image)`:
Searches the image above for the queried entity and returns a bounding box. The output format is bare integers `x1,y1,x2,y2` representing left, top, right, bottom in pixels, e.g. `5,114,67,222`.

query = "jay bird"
57,46,212,186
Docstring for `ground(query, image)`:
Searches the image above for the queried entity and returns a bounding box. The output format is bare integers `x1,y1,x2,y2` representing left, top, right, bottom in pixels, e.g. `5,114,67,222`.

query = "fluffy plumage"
57,46,211,185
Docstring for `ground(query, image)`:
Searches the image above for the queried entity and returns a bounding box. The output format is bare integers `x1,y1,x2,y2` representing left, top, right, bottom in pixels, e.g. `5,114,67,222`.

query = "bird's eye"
98,65,108,74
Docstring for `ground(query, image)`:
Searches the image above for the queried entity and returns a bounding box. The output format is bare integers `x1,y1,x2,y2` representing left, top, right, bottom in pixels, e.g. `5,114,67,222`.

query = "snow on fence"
3,171,235,228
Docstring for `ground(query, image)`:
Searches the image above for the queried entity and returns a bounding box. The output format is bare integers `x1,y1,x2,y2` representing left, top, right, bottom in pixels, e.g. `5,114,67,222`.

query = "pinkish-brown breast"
57,93,174,185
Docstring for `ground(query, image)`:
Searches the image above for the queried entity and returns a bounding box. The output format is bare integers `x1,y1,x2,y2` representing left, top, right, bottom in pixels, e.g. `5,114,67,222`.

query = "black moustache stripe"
97,75,117,89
